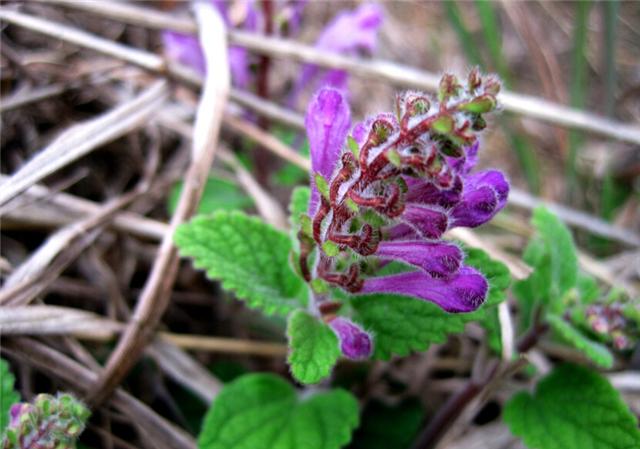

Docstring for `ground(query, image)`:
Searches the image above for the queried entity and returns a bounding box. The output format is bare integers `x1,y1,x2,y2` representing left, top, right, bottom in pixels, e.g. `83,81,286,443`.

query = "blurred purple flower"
290,3,384,102
162,31,205,74
162,1,307,88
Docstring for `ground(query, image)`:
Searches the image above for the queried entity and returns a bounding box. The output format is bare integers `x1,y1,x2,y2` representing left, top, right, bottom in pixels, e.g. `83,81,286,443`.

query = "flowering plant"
168,60,639,448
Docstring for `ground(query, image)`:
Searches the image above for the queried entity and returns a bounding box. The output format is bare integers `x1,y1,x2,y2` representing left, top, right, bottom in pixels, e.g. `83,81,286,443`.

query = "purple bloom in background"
162,0,307,88
297,69,507,359
290,3,384,103
162,31,205,74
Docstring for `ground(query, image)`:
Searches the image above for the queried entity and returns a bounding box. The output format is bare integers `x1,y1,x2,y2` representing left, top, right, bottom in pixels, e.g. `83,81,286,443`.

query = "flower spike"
298,70,507,359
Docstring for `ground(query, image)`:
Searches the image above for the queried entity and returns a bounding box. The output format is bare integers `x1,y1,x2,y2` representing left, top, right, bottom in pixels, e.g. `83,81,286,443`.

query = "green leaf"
287,310,341,384
504,364,640,449
352,247,510,359
547,315,613,368
462,247,510,354
198,373,359,449
0,358,20,432
576,274,601,304
314,173,330,201
352,294,470,359
289,187,311,228
514,208,578,315
175,211,307,316
168,176,253,215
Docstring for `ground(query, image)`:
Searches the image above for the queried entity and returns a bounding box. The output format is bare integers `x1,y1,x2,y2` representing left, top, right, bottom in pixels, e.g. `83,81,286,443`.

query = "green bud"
314,172,330,201
322,240,340,257
432,115,454,134
345,198,359,213
310,279,329,294
438,73,461,102
347,135,360,158
386,148,402,167
459,94,496,114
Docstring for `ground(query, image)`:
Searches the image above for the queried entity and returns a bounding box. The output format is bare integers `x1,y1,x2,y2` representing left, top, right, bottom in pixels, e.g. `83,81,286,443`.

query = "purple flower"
451,170,509,228
375,241,463,278
329,317,373,359
290,3,384,103
361,267,489,313
306,87,351,214
298,70,507,358
162,31,205,74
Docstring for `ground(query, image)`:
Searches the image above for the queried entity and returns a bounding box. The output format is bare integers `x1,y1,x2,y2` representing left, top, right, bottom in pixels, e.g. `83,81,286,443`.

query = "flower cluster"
586,303,637,350
2,393,90,449
298,69,509,359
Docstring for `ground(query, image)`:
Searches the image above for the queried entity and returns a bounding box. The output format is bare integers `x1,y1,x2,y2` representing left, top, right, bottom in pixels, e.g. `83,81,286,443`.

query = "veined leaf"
504,364,640,449
175,211,307,316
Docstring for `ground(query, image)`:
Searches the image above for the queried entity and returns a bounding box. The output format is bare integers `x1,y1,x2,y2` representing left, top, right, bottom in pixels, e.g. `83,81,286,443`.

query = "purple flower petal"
451,170,509,228
361,266,488,312
229,46,252,88
447,141,480,175
318,69,350,92
306,88,351,213
9,403,29,427
375,241,463,278
401,204,449,239
404,175,463,208
316,3,384,54
162,31,205,74
329,317,373,359
385,223,417,240
290,3,383,104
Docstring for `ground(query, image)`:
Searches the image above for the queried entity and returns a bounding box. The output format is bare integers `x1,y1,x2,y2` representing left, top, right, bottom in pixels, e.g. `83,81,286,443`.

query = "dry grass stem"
147,340,222,402
0,175,168,241
0,189,145,306
0,80,168,207
0,305,123,338
218,148,289,230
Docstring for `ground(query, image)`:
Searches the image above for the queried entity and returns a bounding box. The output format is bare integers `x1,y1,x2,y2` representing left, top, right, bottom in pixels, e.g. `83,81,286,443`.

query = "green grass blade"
475,0,511,84
602,0,619,118
566,0,592,201
444,1,483,67
443,1,539,192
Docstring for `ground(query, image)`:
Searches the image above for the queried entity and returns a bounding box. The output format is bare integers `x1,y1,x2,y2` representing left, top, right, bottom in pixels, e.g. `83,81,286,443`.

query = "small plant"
177,68,506,381
2,393,89,449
